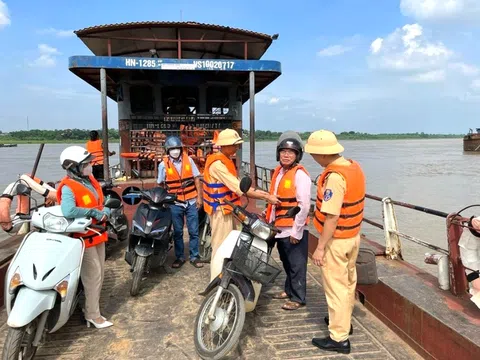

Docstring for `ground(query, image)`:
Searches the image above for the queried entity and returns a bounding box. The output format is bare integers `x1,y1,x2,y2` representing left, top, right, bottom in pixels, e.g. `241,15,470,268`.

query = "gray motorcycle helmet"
276,131,304,162
164,136,183,152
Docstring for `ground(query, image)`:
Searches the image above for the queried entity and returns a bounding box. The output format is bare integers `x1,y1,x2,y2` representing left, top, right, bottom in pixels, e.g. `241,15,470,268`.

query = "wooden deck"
0,246,422,360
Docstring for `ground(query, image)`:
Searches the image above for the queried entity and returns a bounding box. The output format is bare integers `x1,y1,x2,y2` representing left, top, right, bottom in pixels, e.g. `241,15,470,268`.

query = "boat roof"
74,21,278,60
68,56,282,102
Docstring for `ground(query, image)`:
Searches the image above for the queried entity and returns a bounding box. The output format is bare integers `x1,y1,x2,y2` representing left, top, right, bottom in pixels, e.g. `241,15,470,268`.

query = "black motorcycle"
99,179,130,257
124,186,185,296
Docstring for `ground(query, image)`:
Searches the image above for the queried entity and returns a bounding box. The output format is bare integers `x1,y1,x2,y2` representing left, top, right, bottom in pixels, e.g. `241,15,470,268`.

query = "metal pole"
100,68,110,180
249,71,256,185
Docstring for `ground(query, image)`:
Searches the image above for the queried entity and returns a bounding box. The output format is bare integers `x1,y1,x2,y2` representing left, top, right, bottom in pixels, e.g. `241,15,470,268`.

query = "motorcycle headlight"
250,219,274,241
43,213,69,232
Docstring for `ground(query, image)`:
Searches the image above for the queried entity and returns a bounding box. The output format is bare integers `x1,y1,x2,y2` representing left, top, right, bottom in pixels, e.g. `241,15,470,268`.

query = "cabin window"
207,87,229,115
162,86,198,115
130,85,155,114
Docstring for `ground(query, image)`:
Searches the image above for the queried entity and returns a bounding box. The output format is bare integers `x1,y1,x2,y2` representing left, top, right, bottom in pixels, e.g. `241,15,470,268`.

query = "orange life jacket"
163,153,198,202
56,175,108,248
265,164,310,227
86,140,104,165
313,159,366,239
202,153,241,215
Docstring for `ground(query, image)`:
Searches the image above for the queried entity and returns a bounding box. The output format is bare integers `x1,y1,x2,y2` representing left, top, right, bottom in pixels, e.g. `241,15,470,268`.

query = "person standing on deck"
202,128,280,281
86,130,116,179
157,136,204,269
57,146,113,329
305,130,365,355
265,132,311,311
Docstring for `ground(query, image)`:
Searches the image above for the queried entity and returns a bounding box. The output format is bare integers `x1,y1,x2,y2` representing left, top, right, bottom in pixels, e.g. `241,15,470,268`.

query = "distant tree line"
1,129,120,142
242,130,462,141
0,128,462,143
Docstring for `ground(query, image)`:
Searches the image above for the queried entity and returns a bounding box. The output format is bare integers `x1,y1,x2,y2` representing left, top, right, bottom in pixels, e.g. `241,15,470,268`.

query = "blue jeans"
170,202,200,261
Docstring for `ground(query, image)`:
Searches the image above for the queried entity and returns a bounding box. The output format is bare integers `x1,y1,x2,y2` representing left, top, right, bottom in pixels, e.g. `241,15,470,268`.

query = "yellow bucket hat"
214,129,244,146
305,130,344,155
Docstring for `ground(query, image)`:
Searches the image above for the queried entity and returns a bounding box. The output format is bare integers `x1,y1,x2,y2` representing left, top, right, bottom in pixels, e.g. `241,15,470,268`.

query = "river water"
0,139,477,274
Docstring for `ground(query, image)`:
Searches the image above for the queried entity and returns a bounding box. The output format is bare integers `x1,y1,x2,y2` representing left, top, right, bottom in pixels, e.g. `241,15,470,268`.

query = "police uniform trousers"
209,211,234,281
321,235,360,342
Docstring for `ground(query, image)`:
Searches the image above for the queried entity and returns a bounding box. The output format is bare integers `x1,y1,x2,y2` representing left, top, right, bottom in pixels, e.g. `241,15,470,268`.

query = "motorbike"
193,176,300,360
2,183,121,360
123,172,187,296
98,179,129,256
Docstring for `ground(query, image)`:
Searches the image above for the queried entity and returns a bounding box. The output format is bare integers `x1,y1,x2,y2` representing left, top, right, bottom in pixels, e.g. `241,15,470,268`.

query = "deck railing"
241,161,471,296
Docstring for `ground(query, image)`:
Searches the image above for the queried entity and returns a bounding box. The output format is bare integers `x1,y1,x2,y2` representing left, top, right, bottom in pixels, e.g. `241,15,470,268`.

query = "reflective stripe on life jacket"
86,140,104,165
56,175,108,248
313,159,366,239
202,153,241,215
265,164,310,227
163,152,198,202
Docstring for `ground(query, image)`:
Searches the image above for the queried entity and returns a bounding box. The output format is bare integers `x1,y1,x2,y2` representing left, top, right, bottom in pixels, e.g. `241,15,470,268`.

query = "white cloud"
404,69,446,82
400,0,480,22
0,0,10,29
29,44,61,68
325,116,337,122
448,62,480,76
37,28,74,37
268,97,280,104
471,79,480,90
368,24,453,73
317,45,353,57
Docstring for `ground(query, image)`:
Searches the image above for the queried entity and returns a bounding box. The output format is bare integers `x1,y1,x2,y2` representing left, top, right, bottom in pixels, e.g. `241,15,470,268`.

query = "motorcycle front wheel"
130,255,147,297
194,284,245,360
199,218,212,263
2,319,38,360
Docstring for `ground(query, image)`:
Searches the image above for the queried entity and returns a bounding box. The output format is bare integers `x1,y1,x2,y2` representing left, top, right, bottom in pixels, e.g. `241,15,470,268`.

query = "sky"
1,0,480,134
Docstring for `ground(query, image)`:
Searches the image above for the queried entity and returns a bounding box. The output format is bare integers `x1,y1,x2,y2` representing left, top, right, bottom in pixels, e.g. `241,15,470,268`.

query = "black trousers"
275,229,309,304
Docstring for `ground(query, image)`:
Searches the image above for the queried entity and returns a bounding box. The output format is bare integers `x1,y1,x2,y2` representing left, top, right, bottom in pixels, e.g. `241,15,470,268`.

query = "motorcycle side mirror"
16,183,31,196
239,176,252,194
286,206,301,218
274,206,301,221
104,198,121,209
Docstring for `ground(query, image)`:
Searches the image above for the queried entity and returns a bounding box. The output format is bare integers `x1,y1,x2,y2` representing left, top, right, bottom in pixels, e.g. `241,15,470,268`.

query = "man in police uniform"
203,128,280,281
305,130,366,355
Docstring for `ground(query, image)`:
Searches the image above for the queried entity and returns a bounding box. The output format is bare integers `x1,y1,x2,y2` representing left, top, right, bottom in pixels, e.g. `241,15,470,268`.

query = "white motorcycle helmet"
60,146,95,176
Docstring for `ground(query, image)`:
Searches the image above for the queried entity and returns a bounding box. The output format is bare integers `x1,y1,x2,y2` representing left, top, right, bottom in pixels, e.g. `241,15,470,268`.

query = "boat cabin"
68,21,282,180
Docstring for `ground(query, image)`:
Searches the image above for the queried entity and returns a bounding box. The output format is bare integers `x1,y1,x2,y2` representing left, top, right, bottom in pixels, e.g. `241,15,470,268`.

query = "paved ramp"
0,248,422,360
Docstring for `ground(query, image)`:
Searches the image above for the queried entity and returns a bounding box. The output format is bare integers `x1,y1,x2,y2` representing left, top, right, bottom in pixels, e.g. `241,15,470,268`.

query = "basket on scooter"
231,238,281,285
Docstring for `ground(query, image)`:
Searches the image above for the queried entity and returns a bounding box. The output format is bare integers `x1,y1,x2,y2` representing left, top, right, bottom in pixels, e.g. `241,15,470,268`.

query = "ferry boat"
0,21,479,360
463,128,480,152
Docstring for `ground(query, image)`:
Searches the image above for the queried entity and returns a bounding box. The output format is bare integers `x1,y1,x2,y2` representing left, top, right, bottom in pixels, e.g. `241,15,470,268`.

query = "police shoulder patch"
323,189,333,202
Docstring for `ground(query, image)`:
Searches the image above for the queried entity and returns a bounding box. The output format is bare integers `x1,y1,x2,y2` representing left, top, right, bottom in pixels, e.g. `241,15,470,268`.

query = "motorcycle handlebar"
89,224,106,232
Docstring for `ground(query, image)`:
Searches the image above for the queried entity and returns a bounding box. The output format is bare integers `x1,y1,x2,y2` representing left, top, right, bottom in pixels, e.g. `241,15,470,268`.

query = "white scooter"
2,183,121,360
193,177,300,360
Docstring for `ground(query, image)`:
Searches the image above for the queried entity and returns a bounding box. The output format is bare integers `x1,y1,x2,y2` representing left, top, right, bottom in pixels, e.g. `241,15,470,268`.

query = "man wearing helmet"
57,146,113,329
203,128,280,280
305,130,366,354
86,130,116,179
157,136,204,269
265,131,311,311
